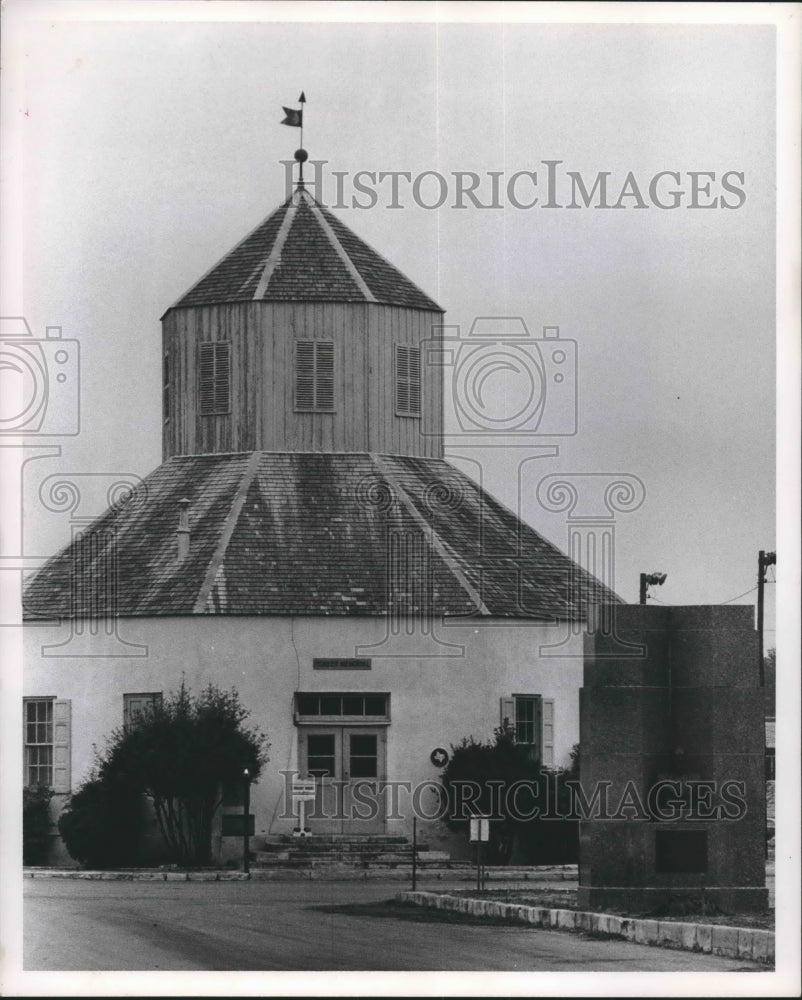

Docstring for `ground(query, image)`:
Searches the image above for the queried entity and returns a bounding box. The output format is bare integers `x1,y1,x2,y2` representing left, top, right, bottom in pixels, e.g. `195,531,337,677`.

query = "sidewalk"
22,863,579,883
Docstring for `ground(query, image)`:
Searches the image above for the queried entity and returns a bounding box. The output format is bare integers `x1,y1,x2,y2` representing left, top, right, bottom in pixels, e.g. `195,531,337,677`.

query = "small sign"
430,747,449,767
291,777,316,802
221,813,255,837
469,816,490,842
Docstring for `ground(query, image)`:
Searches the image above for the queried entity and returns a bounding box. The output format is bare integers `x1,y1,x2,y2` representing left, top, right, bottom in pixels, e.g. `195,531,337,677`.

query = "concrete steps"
251,835,455,871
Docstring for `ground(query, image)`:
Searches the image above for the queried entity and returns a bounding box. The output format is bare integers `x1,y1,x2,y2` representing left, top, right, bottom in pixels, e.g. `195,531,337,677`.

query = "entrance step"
274,835,410,845
250,835,456,871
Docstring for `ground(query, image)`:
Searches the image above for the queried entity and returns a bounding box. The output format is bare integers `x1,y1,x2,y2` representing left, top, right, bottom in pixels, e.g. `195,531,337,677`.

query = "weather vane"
281,92,307,187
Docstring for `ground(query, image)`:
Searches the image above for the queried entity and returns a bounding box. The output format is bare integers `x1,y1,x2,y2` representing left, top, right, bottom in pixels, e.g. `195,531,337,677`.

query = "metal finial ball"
294,148,308,163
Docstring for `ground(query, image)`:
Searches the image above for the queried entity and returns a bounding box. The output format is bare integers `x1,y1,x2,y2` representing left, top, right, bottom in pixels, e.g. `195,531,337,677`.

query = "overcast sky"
7,5,782,631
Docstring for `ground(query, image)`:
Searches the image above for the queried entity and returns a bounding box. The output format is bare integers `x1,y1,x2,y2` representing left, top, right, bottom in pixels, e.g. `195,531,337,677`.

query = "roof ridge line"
305,195,377,303
370,453,491,616
192,451,263,613
456,464,624,605
251,194,299,299
161,199,291,318
319,202,443,312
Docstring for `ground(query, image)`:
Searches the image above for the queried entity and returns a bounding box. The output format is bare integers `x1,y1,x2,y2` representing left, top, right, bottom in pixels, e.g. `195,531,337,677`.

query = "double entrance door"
298,726,387,834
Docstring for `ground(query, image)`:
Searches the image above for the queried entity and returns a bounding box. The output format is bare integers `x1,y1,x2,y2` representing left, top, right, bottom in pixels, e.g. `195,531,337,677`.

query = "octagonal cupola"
160,185,444,460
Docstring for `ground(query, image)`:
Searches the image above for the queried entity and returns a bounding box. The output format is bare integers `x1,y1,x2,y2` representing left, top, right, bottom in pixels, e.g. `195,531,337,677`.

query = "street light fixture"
639,572,667,605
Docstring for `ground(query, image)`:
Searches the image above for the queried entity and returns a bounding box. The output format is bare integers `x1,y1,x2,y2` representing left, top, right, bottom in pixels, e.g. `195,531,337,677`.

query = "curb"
24,869,252,881
395,891,775,965
23,864,577,883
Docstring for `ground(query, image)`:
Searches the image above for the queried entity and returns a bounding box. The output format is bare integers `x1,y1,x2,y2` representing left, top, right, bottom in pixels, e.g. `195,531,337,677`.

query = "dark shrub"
23,785,54,865
58,778,146,868
439,730,581,865
95,682,269,867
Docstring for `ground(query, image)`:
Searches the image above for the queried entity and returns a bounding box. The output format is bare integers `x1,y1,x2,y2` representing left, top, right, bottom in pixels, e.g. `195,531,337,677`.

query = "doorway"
298,726,387,835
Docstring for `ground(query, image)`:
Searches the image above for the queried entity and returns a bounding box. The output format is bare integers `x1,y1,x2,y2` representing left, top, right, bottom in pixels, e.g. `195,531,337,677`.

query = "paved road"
24,879,762,972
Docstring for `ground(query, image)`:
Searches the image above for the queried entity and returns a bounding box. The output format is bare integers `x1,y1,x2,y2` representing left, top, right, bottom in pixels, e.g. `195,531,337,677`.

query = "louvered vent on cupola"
198,341,231,415
395,344,421,417
294,340,334,412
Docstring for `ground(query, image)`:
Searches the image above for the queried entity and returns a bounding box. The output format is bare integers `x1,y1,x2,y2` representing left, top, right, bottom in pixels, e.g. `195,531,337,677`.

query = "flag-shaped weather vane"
281,92,307,187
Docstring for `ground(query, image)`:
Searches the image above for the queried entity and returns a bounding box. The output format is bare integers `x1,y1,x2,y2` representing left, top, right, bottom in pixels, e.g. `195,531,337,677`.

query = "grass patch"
311,899,528,928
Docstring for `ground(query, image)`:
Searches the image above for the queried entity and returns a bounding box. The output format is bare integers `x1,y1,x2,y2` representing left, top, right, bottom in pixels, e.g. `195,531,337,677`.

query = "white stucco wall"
24,614,584,861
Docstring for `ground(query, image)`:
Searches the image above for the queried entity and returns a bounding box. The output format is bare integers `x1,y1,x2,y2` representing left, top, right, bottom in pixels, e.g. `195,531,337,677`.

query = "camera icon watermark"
0,317,80,436
351,470,466,659
422,318,577,445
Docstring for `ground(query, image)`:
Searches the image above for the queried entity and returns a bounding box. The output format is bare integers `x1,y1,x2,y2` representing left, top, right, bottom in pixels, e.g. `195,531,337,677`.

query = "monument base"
577,885,769,914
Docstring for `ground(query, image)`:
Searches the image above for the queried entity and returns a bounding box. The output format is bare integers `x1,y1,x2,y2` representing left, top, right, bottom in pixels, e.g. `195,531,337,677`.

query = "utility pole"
639,572,667,605
757,550,776,686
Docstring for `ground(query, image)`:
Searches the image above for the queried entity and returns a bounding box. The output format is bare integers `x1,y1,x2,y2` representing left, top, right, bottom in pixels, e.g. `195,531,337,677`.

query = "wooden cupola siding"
162,301,444,459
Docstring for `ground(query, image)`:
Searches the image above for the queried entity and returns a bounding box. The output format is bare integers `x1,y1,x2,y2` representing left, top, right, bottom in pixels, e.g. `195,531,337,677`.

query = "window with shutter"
395,344,422,417
294,340,335,412
198,341,231,416
163,353,171,423
24,697,71,791
501,694,556,768
123,692,163,731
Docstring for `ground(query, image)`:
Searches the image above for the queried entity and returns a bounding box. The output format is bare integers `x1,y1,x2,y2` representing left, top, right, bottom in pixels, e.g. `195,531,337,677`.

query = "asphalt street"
24,878,763,972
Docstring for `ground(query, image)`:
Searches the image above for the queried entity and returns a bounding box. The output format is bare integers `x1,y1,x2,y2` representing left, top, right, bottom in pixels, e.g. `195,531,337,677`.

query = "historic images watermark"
277,771,749,825
282,160,747,211
0,317,80,437
345,312,645,659
31,473,149,658
421,318,577,443
2,315,148,653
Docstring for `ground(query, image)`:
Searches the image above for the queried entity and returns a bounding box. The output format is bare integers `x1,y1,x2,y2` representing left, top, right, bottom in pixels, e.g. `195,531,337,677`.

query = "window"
765,748,775,781
163,353,171,423
514,696,540,745
349,734,378,778
295,340,335,412
313,658,372,671
221,814,254,837
198,341,231,415
123,692,162,731
24,698,53,787
23,698,70,792
295,693,389,721
395,344,421,417
500,695,555,768
307,733,336,777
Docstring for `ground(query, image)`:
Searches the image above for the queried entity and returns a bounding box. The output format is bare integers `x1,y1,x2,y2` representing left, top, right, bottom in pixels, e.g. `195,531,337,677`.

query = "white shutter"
52,699,71,793
499,697,515,731
541,698,555,768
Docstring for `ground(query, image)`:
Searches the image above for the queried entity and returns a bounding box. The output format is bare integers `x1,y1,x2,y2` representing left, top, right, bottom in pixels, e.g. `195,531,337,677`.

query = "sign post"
291,775,316,837
412,815,418,891
469,815,490,891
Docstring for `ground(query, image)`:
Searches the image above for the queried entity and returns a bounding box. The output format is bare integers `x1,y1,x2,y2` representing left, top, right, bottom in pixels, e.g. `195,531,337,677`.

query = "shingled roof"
166,188,442,314
23,453,620,620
